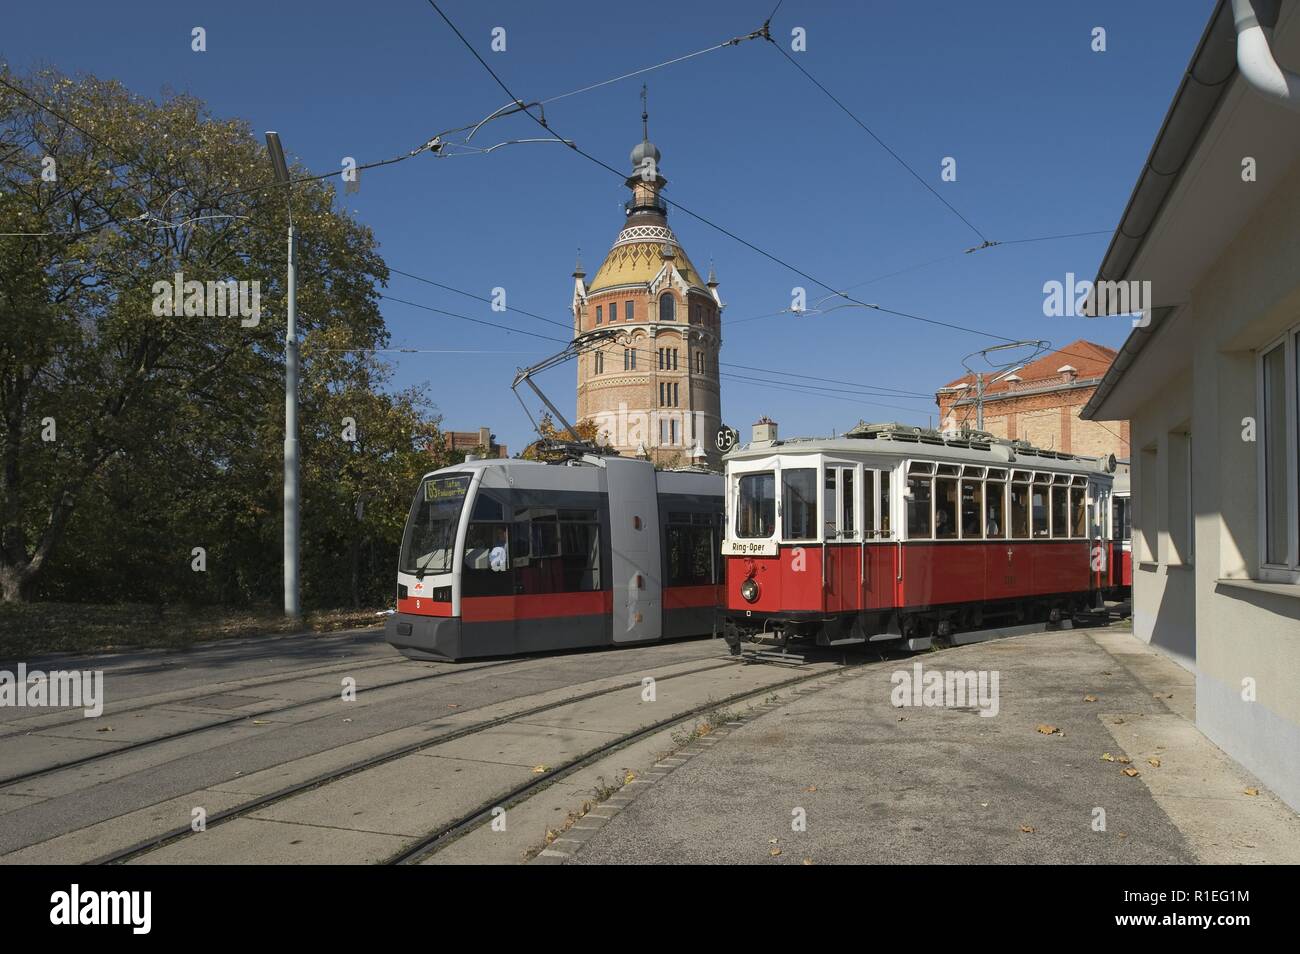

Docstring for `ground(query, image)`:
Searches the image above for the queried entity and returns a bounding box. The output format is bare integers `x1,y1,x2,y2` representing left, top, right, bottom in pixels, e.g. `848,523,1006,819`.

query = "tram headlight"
740,578,760,603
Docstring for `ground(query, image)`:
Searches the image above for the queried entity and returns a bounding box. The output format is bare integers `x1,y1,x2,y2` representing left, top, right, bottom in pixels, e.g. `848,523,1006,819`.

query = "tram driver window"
907,476,932,538
935,478,958,539
782,468,817,540
737,472,775,538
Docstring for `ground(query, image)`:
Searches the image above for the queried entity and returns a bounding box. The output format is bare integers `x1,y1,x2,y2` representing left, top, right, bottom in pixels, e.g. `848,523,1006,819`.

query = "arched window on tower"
659,293,675,322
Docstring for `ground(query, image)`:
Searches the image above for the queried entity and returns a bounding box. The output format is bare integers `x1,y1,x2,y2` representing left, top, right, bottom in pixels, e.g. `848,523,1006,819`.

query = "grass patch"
0,602,386,660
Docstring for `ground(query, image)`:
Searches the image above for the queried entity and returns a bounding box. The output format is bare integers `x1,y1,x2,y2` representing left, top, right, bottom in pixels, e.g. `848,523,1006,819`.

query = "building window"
625,300,633,321
659,293,675,321
1258,328,1300,579
594,351,603,374
624,348,637,371
596,305,602,324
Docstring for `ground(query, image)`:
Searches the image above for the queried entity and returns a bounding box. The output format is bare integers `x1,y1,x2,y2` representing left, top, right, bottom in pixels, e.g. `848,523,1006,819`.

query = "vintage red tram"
721,422,1120,653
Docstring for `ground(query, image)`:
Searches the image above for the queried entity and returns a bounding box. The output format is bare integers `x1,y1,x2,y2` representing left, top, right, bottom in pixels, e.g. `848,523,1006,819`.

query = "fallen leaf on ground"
1083,694,1098,703
1100,753,1116,762
803,785,817,793
1123,768,1141,778
1036,724,1059,735
769,848,782,857
96,726,113,732
252,720,269,725
802,858,814,865
1147,757,1161,767
1020,825,1036,833
1117,756,1132,764
446,703,460,709
1244,787,1259,797
623,771,636,784
532,764,548,774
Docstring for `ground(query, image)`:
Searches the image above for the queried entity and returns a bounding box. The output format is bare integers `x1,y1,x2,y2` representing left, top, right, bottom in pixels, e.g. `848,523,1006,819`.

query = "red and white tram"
387,454,723,660
1105,462,1132,598
721,422,1120,653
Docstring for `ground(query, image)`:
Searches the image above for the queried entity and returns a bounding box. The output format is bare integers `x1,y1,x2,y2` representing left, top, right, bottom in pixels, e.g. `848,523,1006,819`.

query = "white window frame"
1256,326,1300,583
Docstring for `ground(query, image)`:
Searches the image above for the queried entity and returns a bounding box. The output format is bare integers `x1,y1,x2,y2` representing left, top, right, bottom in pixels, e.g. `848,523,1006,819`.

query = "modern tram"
386,454,723,661
720,422,1123,654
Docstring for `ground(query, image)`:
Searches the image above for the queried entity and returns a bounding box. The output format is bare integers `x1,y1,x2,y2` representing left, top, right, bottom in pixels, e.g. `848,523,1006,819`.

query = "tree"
519,413,615,461
0,66,429,605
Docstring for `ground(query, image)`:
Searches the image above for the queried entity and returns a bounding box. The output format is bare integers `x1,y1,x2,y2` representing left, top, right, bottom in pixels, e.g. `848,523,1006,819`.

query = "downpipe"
1233,0,1300,112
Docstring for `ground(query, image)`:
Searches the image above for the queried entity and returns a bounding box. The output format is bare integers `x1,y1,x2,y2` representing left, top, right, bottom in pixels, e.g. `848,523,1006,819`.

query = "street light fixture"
266,131,300,620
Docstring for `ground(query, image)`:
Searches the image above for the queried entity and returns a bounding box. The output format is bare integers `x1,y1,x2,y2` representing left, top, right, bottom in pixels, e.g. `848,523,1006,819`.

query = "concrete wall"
1130,154,1300,810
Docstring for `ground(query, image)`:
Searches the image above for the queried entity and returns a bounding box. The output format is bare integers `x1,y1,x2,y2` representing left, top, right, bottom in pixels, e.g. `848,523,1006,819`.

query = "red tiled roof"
938,340,1117,398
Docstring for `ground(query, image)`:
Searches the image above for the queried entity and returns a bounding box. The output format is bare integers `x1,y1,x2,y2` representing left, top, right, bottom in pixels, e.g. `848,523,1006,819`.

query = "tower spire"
641,83,649,141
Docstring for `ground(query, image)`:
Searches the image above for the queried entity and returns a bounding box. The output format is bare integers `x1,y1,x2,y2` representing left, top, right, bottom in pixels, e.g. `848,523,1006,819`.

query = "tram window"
880,471,891,536
842,469,855,538
737,472,776,538
1071,487,1087,537
935,478,958,539
667,523,716,586
1010,482,1031,539
461,522,515,597
400,474,470,575
471,492,505,521
1112,497,1131,541
824,470,838,538
960,480,983,539
782,468,818,540
1050,486,1069,538
863,471,876,537
510,511,601,595
1032,490,1050,538
530,517,561,558
907,476,932,538
985,480,1006,538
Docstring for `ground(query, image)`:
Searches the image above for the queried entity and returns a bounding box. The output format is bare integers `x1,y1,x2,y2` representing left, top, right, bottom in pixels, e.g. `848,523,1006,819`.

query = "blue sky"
4,0,1214,452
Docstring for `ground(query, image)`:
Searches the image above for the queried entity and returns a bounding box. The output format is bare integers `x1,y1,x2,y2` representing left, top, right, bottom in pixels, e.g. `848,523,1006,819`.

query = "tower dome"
630,138,661,169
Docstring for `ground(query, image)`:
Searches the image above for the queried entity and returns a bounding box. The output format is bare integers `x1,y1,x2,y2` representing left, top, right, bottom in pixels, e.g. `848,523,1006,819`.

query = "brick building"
935,340,1129,460
570,111,723,470
443,426,507,459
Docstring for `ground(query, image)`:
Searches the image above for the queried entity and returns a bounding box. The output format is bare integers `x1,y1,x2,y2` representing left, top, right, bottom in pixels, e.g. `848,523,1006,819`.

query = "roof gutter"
1081,0,1238,420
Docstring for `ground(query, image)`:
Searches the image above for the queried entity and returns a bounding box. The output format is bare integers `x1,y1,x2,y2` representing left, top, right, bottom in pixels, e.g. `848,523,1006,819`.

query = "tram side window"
823,470,838,538
863,471,876,537
985,480,1006,538
513,508,601,594
1112,497,1131,541
1050,486,1069,539
1010,482,1031,539
880,471,891,536
961,480,983,539
935,477,958,539
667,516,718,586
737,472,775,538
461,522,516,597
907,476,932,538
1032,489,1050,538
782,468,818,540
1071,487,1087,537
842,470,855,538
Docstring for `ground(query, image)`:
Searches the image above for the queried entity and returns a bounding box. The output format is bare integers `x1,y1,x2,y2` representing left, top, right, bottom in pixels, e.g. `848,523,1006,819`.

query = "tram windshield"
736,472,776,538
400,474,470,575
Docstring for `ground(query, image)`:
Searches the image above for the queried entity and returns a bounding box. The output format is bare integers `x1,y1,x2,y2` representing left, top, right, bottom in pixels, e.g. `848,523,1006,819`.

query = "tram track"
96,657,745,864
0,657,526,789
386,660,857,864
0,652,407,743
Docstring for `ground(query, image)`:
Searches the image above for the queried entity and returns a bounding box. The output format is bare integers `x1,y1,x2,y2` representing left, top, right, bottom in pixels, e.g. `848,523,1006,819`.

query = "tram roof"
416,454,722,491
725,422,1116,477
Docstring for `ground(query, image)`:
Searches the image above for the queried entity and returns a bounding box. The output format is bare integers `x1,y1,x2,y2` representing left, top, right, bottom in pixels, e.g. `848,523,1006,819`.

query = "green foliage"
0,66,446,608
